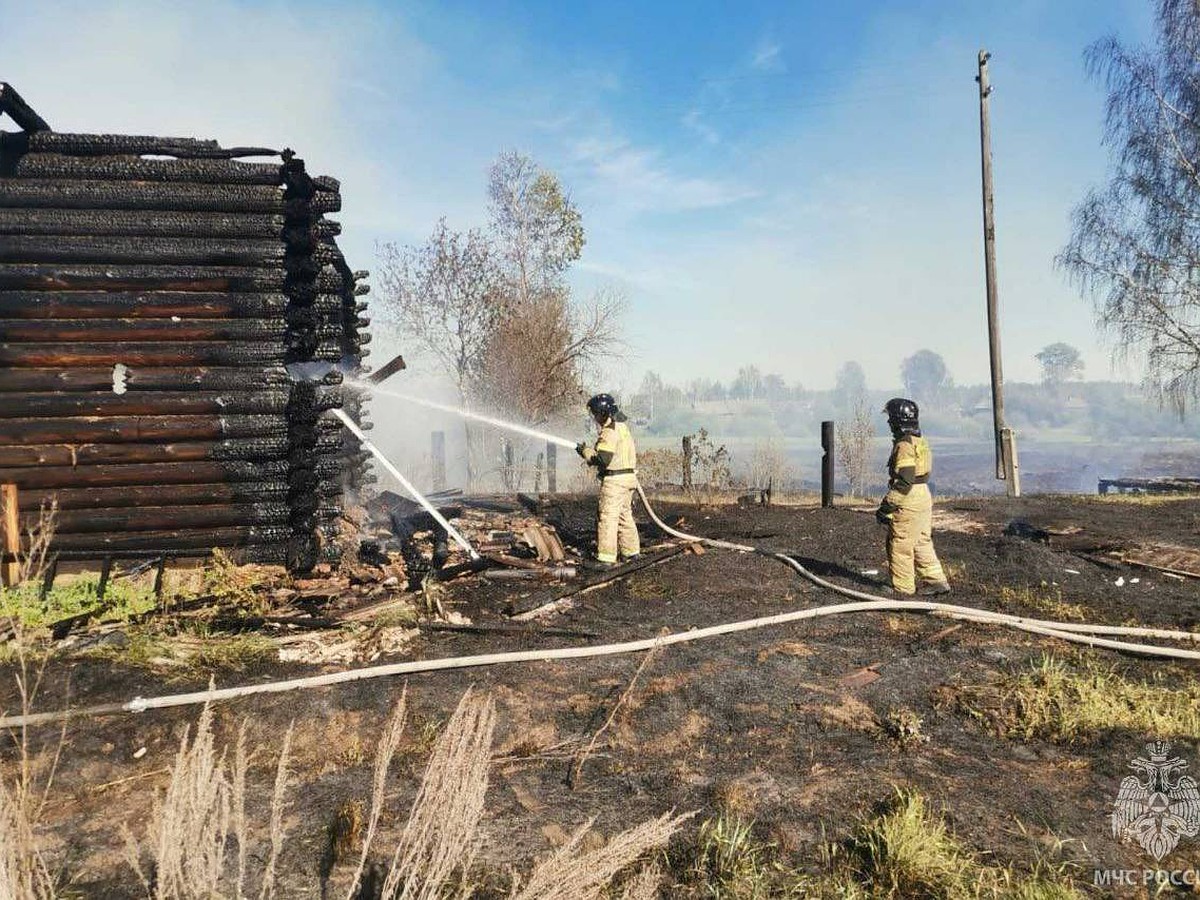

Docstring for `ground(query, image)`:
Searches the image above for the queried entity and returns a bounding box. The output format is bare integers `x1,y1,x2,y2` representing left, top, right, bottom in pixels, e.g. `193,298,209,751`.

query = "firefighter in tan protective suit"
875,398,951,596
576,393,640,570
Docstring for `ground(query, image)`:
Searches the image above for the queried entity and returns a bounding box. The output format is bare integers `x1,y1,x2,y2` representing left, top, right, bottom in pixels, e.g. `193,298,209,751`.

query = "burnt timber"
0,84,373,571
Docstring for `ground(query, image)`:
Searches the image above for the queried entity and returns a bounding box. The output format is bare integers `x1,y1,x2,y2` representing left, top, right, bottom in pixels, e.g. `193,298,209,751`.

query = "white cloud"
751,38,785,72
570,135,756,213
682,108,721,145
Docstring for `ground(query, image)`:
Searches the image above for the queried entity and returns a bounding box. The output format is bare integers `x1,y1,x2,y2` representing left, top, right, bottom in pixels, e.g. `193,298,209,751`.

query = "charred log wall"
0,92,373,571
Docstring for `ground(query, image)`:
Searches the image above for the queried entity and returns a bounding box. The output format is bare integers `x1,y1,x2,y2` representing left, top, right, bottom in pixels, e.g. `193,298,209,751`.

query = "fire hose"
2,482,1198,731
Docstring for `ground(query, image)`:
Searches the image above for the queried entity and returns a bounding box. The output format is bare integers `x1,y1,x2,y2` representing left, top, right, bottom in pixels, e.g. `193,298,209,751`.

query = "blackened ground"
4,495,1199,896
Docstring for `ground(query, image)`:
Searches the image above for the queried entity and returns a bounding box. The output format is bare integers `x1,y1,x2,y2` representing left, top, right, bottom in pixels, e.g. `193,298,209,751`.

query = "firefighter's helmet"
884,397,920,435
586,393,618,420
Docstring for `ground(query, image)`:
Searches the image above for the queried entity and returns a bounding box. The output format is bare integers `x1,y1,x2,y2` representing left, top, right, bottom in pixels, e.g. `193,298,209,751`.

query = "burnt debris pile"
0,83,373,572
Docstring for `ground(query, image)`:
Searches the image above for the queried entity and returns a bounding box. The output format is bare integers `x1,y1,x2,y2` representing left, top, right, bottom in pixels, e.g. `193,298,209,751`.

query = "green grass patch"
676,792,1082,899
991,584,1087,623
0,574,157,630
957,654,1200,742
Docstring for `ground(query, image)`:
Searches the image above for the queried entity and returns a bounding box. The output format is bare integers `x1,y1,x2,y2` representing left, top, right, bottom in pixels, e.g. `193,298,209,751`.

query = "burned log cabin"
0,83,372,573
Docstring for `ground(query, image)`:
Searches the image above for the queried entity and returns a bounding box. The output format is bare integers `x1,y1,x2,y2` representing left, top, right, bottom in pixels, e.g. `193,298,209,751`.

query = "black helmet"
884,397,920,435
586,393,618,419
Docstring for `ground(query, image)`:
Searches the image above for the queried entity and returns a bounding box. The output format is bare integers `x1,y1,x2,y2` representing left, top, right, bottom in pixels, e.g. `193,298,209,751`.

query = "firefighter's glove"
576,442,595,462
875,500,898,524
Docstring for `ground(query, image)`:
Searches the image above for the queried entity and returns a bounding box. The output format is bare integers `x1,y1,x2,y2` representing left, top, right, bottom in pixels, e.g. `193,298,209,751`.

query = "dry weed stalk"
143,702,234,898
381,688,496,900
0,501,61,900
124,700,293,900
617,862,663,900
509,811,690,900
345,690,408,900
256,723,293,900
569,643,663,788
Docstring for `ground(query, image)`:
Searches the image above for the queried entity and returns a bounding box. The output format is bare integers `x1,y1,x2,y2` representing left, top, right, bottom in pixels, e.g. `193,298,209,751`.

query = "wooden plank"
509,546,687,620
1,484,19,586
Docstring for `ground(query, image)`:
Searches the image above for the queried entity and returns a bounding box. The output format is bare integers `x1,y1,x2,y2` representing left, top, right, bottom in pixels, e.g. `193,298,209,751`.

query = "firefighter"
875,398,951,596
576,393,640,569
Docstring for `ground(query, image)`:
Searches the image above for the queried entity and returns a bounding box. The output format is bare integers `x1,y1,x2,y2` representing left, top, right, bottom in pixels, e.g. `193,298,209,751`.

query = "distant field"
638,433,1200,495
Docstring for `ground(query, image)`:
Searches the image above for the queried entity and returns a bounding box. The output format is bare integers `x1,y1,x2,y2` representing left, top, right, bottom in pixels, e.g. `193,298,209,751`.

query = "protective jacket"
884,434,932,510
587,412,637,480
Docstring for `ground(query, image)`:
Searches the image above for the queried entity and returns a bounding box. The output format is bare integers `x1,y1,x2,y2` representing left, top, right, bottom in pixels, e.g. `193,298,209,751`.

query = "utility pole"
976,48,1019,496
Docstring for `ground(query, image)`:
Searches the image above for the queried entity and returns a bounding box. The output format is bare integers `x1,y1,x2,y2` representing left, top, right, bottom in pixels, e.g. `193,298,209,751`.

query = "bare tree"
837,399,875,497
1059,0,1200,411
746,437,794,492
375,221,503,485
476,288,623,428
488,151,585,301
376,220,503,397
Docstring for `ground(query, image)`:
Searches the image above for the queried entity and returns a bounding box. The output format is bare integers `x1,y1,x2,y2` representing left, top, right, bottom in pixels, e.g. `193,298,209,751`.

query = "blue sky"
1,0,1154,392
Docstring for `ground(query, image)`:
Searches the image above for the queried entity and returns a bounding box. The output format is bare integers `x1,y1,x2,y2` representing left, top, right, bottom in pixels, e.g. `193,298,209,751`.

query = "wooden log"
0,458,345,490
0,318,289,343
1,484,18,587
7,154,285,185
31,525,292,553
28,502,291,535
0,434,344,468
0,179,339,214
0,291,345,320
0,365,299,393
0,340,345,367
0,263,345,292
0,83,50,133
0,235,341,267
17,482,305,510
16,131,272,158
0,413,324,445
0,389,337,418
0,208,340,240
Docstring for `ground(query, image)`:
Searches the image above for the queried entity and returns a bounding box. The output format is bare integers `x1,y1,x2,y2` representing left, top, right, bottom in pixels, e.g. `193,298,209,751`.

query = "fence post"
504,440,515,490
534,452,544,494
821,421,834,508
1,483,19,587
431,431,446,492
681,436,693,493
546,442,557,494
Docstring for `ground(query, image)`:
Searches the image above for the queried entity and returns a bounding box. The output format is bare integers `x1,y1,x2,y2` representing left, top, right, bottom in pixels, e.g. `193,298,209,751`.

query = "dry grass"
346,691,408,900
617,862,663,900
0,501,62,900
510,811,691,900
0,775,56,900
380,688,495,900
122,699,294,900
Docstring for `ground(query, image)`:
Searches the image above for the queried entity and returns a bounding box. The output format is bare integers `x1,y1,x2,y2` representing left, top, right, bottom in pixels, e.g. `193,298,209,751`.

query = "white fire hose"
2,482,1198,730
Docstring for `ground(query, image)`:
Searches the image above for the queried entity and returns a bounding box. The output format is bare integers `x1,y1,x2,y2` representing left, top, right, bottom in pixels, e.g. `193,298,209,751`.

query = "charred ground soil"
3,494,1199,897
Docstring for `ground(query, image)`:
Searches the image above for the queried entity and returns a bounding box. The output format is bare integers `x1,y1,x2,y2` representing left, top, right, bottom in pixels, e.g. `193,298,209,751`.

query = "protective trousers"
886,485,946,594
597,474,640,563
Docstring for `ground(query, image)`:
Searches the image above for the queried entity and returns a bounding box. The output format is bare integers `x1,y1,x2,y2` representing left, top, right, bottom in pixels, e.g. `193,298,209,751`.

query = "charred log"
0,340,345,367
0,179,339,214
0,262,345,292
0,434,346,468
0,365,307,393
0,291,345,320
0,208,340,240
0,235,340,267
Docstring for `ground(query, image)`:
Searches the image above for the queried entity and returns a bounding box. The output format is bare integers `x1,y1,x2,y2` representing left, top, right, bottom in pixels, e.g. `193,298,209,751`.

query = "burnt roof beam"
0,83,50,133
